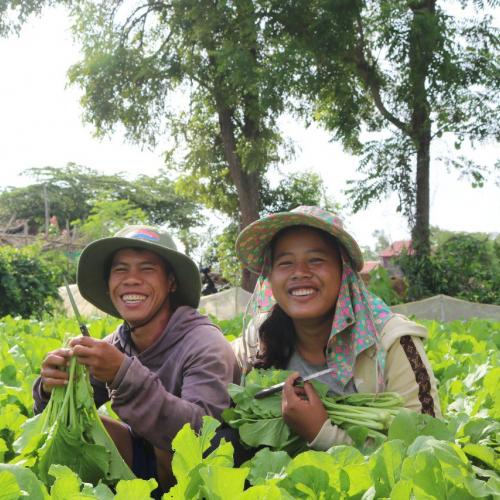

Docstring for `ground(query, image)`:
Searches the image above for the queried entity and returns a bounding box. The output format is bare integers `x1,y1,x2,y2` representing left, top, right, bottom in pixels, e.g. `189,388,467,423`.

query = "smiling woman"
234,206,441,450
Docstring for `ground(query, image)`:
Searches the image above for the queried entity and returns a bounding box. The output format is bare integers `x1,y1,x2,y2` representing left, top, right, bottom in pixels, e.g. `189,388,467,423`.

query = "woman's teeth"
290,288,314,296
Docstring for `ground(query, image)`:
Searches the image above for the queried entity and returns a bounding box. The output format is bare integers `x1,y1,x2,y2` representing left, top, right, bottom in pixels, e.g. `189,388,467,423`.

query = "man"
33,225,240,491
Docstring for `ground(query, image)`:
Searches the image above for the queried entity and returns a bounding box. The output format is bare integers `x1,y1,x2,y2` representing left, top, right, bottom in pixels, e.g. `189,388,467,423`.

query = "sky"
0,6,498,249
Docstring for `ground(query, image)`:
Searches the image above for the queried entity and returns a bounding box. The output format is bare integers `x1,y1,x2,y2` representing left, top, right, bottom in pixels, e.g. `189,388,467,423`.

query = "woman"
234,206,441,450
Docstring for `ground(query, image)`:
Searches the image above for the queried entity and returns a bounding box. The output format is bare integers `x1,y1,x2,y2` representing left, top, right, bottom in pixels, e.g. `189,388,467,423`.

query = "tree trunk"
214,96,261,292
408,0,436,260
412,134,431,258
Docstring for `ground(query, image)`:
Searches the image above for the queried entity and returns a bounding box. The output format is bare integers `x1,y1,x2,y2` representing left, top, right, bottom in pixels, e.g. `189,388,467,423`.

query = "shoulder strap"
380,314,428,351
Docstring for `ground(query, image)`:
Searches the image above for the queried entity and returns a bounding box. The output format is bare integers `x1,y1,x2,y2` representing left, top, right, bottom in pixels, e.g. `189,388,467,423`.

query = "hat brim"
236,212,364,274
77,237,201,317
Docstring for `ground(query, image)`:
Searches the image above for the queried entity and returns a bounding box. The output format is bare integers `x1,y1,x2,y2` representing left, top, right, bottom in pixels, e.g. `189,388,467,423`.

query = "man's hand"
40,348,72,394
281,372,329,443
69,336,125,383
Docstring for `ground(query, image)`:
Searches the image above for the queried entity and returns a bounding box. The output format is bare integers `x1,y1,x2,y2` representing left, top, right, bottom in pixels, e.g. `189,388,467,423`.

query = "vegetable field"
0,315,498,498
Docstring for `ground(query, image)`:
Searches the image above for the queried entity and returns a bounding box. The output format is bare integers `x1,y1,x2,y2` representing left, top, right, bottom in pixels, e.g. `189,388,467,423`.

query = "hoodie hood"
115,306,218,362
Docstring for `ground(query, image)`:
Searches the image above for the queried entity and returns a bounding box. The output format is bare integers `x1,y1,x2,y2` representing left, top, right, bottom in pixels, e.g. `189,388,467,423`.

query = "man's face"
108,248,175,326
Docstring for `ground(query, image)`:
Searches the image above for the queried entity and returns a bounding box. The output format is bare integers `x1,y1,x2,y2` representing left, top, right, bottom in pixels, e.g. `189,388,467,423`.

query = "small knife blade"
64,279,90,337
254,367,335,399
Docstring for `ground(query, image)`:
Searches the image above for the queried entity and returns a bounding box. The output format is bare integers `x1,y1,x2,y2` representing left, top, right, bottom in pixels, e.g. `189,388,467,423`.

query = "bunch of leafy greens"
223,368,404,454
12,354,135,486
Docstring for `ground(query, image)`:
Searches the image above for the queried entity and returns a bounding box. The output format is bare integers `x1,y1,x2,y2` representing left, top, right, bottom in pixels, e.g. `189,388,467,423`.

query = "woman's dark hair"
253,224,342,369
254,304,296,369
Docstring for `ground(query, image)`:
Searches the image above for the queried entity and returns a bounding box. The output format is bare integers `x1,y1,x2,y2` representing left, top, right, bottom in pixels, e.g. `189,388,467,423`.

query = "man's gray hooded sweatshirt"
33,306,241,450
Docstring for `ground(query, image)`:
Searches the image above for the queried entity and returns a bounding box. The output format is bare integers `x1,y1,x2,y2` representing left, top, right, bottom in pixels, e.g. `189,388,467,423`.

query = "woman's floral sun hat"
235,206,364,274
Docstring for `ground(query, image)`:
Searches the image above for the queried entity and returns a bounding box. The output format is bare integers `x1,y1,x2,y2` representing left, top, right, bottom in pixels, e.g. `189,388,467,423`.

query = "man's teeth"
122,294,146,303
290,288,315,297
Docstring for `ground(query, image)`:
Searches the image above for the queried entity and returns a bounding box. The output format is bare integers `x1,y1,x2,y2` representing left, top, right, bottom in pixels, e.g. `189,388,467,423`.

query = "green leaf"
0,471,22,500
389,479,413,499
13,413,46,457
236,483,293,499
245,448,291,486
278,465,334,498
171,415,226,483
239,418,293,449
369,440,406,497
401,452,448,499
81,482,115,500
114,478,158,499
388,409,447,445
48,465,82,499
0,464,49,500
199,465,248,498
0,438,8,462
463,443,499,472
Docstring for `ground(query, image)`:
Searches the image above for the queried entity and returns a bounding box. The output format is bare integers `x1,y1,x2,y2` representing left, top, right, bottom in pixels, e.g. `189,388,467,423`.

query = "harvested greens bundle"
13,354,135,486
223,369,404,454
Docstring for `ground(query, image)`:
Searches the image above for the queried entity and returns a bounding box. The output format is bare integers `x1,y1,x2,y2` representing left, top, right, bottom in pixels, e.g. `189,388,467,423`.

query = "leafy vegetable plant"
223,368,404,453
13,354,135,486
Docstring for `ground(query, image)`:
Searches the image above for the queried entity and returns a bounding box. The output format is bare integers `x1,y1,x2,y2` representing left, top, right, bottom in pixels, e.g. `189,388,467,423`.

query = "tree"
267,0,499,262
0,244,61,318
0,164,123,231
0,165,203,243
260,171,339,215
372,229,391,254
72,199,147,242
432,233,500,304
63,1,293,290
202,171,338,284
0,0,49,36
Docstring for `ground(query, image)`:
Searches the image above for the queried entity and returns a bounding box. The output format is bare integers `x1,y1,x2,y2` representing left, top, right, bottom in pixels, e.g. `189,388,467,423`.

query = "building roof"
379,240,414,258
360,260,381,275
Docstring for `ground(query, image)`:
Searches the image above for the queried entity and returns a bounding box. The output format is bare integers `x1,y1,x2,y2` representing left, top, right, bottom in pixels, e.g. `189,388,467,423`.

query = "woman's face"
268,227,342,325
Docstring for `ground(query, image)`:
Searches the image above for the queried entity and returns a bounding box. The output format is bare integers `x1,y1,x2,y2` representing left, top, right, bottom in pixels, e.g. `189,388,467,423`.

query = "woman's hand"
40,348,72,394
281,372,329,443
69,336,125,383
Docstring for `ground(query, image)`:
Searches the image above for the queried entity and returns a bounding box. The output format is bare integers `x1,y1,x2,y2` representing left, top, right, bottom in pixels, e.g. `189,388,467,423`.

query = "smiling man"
33,225,240,492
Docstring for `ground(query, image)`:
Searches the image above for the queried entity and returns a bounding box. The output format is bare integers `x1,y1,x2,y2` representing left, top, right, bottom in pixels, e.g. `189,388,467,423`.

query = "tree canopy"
266,0,499,261
0,164,203,242
2,0,498,293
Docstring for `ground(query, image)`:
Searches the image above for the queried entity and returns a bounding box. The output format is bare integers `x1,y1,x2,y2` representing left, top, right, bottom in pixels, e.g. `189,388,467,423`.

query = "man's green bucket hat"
77,225,201,317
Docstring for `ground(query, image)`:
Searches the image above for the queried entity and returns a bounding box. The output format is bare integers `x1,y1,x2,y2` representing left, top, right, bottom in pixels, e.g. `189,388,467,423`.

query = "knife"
64,279,91,337
254,367,335,399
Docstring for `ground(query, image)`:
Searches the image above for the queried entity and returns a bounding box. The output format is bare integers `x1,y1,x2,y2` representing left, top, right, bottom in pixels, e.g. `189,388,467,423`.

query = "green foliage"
270,0,499,257
432,233,500,304
210,314,244,342
0,245,61,319
205,223,242,286
166,415,241,499
0,165,203,240
14,355,135,486
400,233,500,303
0,315,120,462
261,171,339,216
66,0,290,236
366,267,402,306
223,369,404,454
0,315,499,497
72,199,146,242
39,248,78,287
